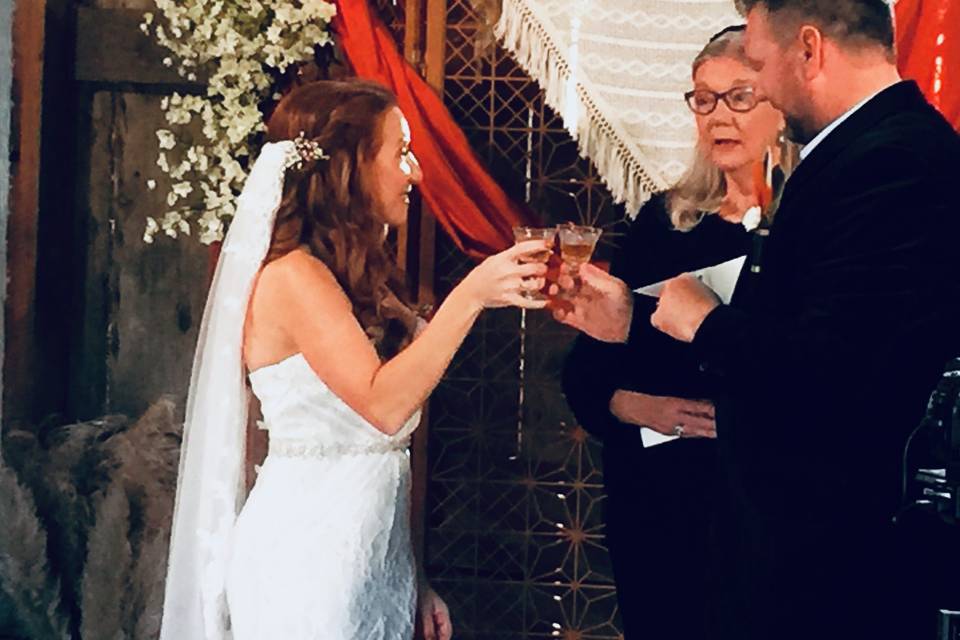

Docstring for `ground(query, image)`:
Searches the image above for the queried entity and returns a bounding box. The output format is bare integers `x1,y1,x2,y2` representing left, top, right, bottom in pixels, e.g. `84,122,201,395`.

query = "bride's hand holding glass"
457,240,550,310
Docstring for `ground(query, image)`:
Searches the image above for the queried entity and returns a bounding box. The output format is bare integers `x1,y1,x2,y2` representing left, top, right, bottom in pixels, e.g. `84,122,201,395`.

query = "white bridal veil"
159,142,299,639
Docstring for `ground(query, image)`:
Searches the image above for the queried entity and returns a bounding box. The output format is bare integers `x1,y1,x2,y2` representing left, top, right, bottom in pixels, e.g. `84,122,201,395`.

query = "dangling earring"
383,223,390,239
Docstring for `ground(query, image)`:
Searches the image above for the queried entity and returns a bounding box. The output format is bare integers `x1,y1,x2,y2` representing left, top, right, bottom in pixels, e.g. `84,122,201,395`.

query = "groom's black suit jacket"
679,81,960,638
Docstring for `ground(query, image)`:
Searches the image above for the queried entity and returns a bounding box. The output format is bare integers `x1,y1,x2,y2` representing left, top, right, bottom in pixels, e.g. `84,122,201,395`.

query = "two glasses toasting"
513,223,603,300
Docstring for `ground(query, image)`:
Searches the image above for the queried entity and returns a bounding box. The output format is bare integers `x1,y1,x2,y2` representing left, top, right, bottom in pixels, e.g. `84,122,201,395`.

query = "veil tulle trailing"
160,142,298,639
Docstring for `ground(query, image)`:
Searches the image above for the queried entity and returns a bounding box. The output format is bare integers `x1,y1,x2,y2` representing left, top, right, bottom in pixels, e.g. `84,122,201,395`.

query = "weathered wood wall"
0,2,13,430
27,0,208,419
4,0,209,427
80,91,208,419
76,0,208,422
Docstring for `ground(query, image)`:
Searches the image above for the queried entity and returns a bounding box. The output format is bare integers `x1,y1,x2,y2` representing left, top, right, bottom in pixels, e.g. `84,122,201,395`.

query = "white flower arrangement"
141,0,338,245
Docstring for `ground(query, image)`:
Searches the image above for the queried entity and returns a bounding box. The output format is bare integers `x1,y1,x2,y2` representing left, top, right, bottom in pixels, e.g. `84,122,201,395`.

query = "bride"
159,80,549,639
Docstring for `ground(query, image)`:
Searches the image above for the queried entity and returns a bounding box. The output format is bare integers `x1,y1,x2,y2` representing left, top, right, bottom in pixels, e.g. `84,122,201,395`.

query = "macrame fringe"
495,0,664,216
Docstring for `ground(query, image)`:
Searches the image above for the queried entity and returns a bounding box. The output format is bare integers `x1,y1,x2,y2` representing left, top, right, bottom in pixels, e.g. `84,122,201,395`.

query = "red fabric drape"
332,1,538,258
896,0,960,130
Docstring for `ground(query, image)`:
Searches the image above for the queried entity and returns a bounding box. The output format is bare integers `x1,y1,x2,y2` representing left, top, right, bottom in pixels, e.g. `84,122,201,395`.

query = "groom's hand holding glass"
550,266,720,344
550,262,634,343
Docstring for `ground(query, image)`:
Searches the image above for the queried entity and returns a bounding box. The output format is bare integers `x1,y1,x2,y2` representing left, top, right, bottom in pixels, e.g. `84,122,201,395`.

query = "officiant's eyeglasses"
684,86,766,115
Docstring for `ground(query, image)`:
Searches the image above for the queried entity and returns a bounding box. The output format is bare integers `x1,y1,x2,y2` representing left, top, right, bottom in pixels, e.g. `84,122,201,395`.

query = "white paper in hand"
634,255,746,447
633,255,745,304
697,255,745,305
640,429,681,447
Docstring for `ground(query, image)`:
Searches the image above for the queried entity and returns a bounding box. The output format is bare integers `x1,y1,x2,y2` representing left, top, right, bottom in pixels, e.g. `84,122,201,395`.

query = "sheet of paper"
633,255,745,305
633,255,746,447
634,280,665,298
641,428,680,448
697,255,746,305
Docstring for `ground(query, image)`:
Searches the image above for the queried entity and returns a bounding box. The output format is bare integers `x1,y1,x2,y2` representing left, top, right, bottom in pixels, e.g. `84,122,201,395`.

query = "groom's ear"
797,24,825,79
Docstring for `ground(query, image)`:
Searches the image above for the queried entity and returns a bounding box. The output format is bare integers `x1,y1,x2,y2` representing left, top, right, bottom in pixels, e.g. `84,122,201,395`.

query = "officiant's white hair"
666,27,796,231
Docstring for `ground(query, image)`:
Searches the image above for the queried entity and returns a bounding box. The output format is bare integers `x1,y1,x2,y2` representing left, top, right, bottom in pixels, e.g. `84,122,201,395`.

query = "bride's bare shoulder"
257,248,350,310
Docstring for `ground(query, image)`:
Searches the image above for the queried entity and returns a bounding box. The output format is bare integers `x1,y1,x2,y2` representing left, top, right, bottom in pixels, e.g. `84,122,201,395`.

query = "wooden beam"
424,0,447,96
37,0,88,422
403,0,424,68
397,0,426,278
5,0,46,426
409,0,447,589
74,7,203,89
418,0,446,307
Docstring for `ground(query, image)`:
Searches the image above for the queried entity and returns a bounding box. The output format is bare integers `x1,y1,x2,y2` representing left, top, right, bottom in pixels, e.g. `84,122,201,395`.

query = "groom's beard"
783,110,819,146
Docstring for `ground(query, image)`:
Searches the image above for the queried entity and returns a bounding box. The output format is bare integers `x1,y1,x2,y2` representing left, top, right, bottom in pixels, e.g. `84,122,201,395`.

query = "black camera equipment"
899,357,960,638
904,357,960,525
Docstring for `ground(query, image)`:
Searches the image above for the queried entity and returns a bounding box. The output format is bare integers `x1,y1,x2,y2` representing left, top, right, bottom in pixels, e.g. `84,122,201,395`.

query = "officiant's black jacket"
680,81,960,639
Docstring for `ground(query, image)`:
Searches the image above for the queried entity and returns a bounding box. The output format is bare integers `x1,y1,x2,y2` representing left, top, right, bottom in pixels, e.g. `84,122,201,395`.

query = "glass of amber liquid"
558,224,602,292
513,226,557,300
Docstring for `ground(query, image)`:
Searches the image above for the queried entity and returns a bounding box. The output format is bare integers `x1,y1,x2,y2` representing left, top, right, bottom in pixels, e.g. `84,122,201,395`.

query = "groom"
555,1,960,638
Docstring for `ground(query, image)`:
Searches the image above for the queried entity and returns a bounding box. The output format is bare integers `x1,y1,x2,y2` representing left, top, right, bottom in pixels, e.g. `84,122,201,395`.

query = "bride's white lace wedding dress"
225,352,421,639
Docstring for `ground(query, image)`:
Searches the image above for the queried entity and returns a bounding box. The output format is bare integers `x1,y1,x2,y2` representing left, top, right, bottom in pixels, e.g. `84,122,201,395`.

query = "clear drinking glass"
557,224,602,292
512,226,557,300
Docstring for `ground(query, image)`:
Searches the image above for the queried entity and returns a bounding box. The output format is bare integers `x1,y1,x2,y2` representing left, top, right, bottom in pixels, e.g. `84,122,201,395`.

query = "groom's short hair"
737,0,895,52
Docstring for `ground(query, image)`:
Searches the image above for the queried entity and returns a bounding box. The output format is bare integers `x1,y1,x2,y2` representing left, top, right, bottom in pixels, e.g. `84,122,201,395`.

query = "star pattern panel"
374,2,633,637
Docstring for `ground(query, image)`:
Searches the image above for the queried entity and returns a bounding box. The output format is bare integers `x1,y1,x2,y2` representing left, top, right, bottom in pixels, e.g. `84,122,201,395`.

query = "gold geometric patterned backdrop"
376,2,633,637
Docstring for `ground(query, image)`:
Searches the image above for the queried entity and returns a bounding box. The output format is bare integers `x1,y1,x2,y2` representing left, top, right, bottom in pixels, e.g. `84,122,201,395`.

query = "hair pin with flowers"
283,131,330,171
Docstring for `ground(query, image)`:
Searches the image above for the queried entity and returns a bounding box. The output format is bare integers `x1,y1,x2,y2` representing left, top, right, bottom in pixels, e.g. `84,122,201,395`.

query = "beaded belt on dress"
268,438,411,458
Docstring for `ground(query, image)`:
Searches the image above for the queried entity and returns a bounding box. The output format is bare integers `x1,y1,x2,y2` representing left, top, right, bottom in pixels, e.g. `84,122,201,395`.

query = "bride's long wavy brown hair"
265,80,415,358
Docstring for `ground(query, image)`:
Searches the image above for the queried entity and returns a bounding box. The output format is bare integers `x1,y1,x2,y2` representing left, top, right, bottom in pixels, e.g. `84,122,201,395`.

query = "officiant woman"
561,25,795,640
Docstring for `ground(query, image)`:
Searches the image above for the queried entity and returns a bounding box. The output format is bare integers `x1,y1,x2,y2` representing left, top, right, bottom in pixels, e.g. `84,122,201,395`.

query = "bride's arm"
264,243,546,435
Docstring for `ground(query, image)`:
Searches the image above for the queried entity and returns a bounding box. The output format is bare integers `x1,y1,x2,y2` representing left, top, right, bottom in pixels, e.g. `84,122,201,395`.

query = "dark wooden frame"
5,0,46,428
404,0,447,584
